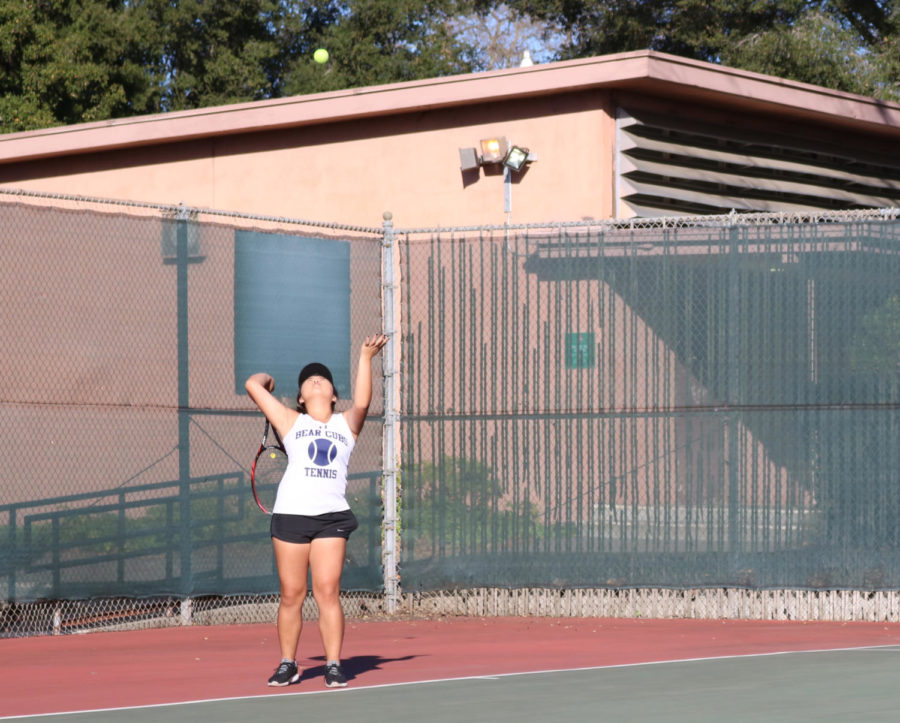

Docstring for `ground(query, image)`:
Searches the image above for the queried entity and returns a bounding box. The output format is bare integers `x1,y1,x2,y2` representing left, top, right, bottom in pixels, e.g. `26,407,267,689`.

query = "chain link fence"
397,209,900,593
0,191,386,634
2,190,899,635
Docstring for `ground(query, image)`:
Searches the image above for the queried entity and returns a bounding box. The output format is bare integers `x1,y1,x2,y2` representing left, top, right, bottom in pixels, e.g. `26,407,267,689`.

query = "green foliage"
0,0,475,133
280,0,472,95
849,295,900,377
0,1,157,132
141,0,286,111
1,1,897,134
403,456,544,557
508,0,812,59
723,9,900,99
507,0,900,100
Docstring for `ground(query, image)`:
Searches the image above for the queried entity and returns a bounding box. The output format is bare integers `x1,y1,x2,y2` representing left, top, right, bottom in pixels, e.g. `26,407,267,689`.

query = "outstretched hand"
361,333,388,359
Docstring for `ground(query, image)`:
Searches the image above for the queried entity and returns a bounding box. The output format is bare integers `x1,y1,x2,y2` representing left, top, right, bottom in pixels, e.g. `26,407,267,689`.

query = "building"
3,51,900,603
0,50,898,227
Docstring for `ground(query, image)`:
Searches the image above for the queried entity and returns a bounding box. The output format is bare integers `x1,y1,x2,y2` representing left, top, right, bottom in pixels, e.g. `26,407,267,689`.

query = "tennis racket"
250,419,287,515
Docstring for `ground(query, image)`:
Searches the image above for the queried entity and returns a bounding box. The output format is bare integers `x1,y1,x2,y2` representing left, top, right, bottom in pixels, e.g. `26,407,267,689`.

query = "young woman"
245,334,388,688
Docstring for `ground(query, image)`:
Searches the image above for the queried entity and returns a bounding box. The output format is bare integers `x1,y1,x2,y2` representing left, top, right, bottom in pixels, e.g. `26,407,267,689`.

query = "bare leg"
272,538,310,661
309,536,347,662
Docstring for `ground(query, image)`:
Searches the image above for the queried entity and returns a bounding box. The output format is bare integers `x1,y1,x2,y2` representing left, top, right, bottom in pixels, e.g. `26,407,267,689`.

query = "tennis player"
245,334,388,688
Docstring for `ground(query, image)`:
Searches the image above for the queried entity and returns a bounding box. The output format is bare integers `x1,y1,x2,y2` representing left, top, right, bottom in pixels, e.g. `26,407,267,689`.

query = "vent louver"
616,108,900,217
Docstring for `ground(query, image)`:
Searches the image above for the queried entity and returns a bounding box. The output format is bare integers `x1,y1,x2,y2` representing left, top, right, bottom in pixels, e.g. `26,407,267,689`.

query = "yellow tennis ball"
313,48,329,64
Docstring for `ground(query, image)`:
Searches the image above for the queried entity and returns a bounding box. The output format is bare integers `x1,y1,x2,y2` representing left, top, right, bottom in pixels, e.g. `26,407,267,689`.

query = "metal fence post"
381,212,401,613
175,203,193,607
726,213,741,556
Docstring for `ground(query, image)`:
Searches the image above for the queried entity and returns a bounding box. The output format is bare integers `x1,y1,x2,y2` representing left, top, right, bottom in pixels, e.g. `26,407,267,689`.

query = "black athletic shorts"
270,510,358,543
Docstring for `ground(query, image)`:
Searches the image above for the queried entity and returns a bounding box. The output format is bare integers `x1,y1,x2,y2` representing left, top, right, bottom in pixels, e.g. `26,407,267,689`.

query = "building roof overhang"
1,50,898,165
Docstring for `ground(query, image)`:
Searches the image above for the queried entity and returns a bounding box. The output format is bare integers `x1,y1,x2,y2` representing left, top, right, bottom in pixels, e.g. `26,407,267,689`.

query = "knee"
279,584,307,608
312,580,340,605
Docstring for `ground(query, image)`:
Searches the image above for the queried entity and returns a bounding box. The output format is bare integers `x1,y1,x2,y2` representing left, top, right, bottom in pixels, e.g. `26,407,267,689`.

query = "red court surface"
3,616,900,718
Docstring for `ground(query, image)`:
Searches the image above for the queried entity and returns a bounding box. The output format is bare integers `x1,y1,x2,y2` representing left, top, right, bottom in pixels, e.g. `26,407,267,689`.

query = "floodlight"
459,147,480,171
503,145,530,172
479,137,507,164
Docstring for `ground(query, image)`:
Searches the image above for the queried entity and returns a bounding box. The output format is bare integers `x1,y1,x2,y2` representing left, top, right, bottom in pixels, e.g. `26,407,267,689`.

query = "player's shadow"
299,654,419,684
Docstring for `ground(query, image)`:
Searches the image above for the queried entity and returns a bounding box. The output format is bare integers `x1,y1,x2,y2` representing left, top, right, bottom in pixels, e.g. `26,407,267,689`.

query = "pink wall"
0,93,616,229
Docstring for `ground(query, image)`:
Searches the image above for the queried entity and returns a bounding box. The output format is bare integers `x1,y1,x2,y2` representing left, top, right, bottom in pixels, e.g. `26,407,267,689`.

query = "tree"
726,11,888,98
0,0,479,133
140,0,287,112
723,6,900,100
280,0,473,95
143,0,474,108
0,1,158,133
446,2,568,70
3,0,897,134
506,0,900,100
507,0,811,59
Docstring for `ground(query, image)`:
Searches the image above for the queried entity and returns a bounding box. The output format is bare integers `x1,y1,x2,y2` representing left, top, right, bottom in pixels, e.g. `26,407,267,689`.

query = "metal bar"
175,206,192,596
381,212,400,613
726,222,741,554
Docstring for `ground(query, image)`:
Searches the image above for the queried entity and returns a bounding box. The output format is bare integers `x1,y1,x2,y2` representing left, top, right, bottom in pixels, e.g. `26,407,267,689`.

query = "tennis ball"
313,48,329,64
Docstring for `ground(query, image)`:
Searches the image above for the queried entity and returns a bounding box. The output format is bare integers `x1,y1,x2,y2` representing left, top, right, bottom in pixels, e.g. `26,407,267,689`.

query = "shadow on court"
297,653,419,685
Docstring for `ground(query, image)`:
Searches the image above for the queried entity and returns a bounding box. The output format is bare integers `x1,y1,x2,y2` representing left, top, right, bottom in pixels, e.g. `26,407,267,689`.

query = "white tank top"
272,412,356,515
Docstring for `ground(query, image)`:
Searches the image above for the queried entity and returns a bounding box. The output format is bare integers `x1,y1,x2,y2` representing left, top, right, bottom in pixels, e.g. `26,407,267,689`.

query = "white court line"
3,644,899,721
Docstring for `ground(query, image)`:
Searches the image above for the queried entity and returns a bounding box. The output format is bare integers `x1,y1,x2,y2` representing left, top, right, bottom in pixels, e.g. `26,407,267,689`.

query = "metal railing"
2,470,382,602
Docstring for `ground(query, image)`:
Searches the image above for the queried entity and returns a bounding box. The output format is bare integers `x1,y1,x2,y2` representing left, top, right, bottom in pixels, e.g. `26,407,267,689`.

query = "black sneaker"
267,660,300,687
324,662,347,688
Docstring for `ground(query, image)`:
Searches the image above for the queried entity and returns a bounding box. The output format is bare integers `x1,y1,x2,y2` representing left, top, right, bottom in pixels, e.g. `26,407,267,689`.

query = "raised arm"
245,372,296,440
344,334,388,437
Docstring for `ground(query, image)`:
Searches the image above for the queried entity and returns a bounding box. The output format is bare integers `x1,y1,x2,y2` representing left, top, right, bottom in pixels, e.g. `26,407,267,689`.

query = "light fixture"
459,147,480,172
479,136,507,164
458,137,535,172
503,145,530,172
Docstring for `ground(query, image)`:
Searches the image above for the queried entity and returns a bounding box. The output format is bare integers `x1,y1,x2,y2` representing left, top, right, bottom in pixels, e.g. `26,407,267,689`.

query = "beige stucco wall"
0,92,617,228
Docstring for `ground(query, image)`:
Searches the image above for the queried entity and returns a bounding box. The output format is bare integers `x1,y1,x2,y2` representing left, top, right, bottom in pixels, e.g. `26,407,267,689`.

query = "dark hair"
296,362,337,413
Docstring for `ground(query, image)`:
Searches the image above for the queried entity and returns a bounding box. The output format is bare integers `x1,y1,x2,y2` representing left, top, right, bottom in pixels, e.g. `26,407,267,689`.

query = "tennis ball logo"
308,438,338,466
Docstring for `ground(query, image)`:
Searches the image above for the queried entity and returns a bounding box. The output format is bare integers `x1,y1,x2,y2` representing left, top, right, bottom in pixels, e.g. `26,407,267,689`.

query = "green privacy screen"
399,218,900,591
5,198,900,613
234,231,350,397
0,207,382,607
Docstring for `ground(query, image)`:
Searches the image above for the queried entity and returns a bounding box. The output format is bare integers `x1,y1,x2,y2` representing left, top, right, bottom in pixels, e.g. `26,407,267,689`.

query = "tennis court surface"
3,616,900,721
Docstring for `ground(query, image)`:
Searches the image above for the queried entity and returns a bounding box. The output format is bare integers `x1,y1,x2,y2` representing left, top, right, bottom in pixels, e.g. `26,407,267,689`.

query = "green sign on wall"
234,231,351,397
565,332,595,369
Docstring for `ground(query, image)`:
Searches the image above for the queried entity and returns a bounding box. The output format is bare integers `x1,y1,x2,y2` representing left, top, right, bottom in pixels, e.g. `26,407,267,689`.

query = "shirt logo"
307,438,338,466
